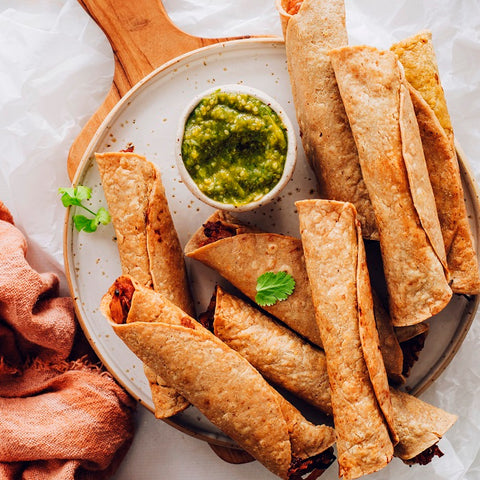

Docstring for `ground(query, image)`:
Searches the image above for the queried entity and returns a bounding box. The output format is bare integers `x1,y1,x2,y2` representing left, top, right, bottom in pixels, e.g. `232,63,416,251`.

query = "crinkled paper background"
0,1,479,478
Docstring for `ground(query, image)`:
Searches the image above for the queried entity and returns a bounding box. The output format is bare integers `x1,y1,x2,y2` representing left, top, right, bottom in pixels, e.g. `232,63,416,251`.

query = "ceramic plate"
64,38,480,448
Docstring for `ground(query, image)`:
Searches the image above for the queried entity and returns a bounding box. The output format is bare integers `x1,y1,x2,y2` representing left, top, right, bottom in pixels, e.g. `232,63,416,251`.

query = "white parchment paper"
0,1,479,479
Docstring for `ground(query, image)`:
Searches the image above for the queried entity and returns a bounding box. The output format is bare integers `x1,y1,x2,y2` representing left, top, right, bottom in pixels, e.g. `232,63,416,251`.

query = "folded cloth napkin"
0,200,136,480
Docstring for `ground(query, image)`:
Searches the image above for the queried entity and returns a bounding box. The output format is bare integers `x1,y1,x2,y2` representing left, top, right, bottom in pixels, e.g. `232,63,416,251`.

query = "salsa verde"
181,90,288,206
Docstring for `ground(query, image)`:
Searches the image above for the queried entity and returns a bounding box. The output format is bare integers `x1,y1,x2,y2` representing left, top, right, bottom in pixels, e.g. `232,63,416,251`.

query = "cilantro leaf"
95,207,111,225
59,185,111,233
58,186,92,208
73,214,98,233
255,271,296,307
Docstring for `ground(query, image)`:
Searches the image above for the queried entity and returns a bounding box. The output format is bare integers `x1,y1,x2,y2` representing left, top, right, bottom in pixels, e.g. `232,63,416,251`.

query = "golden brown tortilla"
297,199,395,479
186,229,323,347
391,30,453,143
212,288,456,461
391,33,479,292
407,84,480,293
186,211,405,376
103,279,335,480
213,287,332,414
329,46,452,326
95,152,194,418
95,152,194,315
278,0,378,239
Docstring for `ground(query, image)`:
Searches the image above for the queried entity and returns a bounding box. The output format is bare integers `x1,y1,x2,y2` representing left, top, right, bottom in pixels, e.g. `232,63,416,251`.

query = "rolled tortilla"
278,0,378,239
390,31,453,143
185,214,323,347
212,287,332,414
329,46,452,326
186,211,404,377
95,151,194,418
212,288,457,462
391,32,480,294
297,199,396,479
102,278,336,480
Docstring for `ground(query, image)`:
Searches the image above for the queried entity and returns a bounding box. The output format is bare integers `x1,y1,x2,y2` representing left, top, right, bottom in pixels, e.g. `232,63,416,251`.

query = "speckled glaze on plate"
64,38,480,448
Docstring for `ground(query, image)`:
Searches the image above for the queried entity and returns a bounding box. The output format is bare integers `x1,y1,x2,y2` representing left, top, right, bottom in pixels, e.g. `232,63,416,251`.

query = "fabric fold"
0,202,135,480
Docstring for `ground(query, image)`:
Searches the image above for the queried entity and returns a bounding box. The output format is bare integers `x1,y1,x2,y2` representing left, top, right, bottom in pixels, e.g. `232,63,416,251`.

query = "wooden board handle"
68,0,251,180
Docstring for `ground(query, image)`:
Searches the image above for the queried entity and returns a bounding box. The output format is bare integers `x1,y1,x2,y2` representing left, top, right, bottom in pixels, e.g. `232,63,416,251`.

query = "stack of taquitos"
95,152,194,418
328,46,452,327
186,210,411,382
210,287,456,464
102,276,336,480
185,211,324,347
280,0,478,323
391,31,480,294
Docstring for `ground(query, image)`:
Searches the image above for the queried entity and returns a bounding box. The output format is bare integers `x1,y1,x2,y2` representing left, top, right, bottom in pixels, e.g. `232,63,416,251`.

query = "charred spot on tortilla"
180,317,196,329
402,444,444,466
110,277,135,324
288,447,335,480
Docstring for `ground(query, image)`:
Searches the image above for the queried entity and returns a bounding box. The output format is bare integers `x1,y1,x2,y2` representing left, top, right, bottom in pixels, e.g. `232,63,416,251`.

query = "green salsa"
181,90,288,206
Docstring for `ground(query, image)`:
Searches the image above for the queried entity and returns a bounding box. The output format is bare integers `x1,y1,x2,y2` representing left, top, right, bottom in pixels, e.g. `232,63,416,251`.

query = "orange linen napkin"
0,201,136,480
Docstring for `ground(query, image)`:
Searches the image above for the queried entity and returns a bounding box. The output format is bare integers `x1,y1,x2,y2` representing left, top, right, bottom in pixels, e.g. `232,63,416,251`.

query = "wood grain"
68,0,249,180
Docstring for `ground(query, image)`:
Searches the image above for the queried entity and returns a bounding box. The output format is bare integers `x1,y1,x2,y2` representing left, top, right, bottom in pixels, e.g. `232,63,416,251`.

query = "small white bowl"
175,84,297,212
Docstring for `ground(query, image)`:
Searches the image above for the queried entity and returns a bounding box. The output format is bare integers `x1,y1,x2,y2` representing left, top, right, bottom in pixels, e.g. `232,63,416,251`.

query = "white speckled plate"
64,38,479,448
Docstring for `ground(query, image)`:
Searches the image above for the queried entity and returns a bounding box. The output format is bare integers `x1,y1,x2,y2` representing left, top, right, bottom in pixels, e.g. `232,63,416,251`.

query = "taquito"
102,277,336,480
185,212,323,347
391,31,453,143
329,46,452,326
277,0,378,239
391,31,480,294
297,199,396,479
95,152,194,418
211,288,456,463
186,211,406,377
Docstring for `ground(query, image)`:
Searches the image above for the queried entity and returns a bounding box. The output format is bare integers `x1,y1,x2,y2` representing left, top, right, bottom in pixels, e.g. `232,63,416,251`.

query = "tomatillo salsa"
181,90,288,206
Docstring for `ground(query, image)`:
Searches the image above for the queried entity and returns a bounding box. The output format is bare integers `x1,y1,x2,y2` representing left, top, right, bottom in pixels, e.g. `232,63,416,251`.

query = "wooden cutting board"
69,0,269,464
68,0,267,181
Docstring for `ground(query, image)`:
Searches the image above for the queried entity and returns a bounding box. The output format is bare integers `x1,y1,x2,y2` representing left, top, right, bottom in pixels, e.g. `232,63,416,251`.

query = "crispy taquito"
102,276,336,480
297,199,396,479
329,46,452,326
391,31,480,294
277,0,378,239
95,151,194,418
185,212,323,347
211,288,456,463
186,210,409,377
186,211,407,378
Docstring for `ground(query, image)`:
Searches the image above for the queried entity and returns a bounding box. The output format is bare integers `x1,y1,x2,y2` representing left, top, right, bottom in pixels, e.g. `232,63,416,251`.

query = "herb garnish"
255,271,296,306
59,185,111,233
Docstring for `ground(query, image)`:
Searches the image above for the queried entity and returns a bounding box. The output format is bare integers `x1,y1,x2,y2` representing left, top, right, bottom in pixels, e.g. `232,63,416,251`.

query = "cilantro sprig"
59,185,111,233
255,271,296,307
